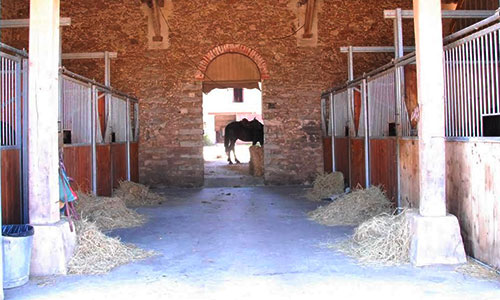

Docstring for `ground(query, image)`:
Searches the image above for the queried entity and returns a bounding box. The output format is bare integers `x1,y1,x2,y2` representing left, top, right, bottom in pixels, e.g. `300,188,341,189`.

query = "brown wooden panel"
323,137,332,173
404,65,419,129
370,138,397,202
446,140,500,269
1,149,21,225
353,90,361,134
97,144,112,197
334,137,349,184
130,142,139,182
111,143,127,189
399,138,420,208
63,146,92,193
350,138,365,188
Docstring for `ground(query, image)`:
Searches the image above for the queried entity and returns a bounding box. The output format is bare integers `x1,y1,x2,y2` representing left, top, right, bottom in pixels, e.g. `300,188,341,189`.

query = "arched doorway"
197,44,269,187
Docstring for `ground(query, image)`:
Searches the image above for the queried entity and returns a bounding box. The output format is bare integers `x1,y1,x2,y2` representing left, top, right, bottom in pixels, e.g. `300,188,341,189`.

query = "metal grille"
1,53,21,147
61,76,92,144
109,96,128,142
358,84,366,137
131,102,139,142
333,90,350,137
444,21,500,137
320,96,331,136
367,71,396,137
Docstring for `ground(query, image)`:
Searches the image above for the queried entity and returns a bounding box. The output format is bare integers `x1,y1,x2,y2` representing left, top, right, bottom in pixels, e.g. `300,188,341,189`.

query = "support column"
28,0,75,275
409,0,465,266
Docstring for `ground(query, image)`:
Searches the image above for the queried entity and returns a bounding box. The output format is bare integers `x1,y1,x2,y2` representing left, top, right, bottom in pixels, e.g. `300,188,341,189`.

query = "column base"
407,211,466,266
30,219,76,276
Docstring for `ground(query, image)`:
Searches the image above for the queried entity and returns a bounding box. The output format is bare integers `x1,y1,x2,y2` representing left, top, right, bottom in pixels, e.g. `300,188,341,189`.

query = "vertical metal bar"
394,8,404,212
488,32,494,116
320,98,326,135
494,30,499,116
464,42,471,137
484,34,490,115
329,93,335,172
473,37,480,137
15,58,23,222
444,50,451,136
468,41,476,137
479,36,485,136
21,59,29,224
126,98,131,181
459,44,465,136
347,46,354,187
362,79,370,188
91,85,97,195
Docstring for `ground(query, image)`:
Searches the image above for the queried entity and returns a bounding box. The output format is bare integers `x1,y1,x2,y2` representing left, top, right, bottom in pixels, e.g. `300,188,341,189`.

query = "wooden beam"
62,52,118,60
0,17,71,28
302,0,315,38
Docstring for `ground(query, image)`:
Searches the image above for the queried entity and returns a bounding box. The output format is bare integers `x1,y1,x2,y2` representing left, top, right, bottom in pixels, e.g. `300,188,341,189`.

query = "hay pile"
336,211,411,266
455,258,500,281
68,220,155,275
306,172,345,201
76,193,145,231
114,181,164,207
308,186,391,226
249,146,264,177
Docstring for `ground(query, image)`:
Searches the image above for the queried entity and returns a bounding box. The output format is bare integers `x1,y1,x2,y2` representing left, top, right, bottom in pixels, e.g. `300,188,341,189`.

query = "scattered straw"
334,211,411,266
306,172,345,201
76,193,145,231
455,258,500,281
308,186,391,226
68,220,155,275
114,181,164,207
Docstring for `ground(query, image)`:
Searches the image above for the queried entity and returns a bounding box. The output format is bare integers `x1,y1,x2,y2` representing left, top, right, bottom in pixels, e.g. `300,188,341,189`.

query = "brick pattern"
195,44,270,80
1,0,414,187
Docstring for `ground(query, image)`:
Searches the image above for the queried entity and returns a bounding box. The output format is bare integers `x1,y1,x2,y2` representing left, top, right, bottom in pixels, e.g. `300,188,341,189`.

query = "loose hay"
68,220,155,275
335,211,411,266
306,172,345,201
76,193,145,231
114,181,164,207
308,186,391,226
455,258,500,281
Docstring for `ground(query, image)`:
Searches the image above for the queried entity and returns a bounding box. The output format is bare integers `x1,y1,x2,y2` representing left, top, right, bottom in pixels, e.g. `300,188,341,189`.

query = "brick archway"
195,44,270,80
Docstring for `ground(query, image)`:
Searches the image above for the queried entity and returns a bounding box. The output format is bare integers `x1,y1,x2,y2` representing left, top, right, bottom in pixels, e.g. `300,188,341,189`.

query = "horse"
224,118,264,164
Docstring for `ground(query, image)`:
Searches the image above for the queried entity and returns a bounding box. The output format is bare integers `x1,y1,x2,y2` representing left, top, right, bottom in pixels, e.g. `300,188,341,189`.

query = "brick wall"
1,0,414,187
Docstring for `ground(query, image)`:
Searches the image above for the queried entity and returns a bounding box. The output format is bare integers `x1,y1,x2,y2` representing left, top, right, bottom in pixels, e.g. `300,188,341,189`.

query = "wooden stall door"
323,137,332,173
370,138,397,202
97,144,112,196
130,142,139,182
1,149,21,224
334,137,350,185
63,146,92,194
350,138,365,188
111,143,127,189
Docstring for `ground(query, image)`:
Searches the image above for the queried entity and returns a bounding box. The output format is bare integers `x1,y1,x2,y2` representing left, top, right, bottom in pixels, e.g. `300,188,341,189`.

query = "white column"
414,0,447,217
408,0,466,266
28,0,61,224
28,0,76,275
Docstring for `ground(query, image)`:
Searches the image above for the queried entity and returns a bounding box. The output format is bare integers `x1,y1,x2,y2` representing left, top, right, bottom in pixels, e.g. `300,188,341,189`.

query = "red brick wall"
1,0,414,186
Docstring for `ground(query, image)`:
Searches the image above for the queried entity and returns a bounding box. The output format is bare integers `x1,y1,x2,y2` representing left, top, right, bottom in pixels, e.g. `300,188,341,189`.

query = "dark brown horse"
224,118,264,164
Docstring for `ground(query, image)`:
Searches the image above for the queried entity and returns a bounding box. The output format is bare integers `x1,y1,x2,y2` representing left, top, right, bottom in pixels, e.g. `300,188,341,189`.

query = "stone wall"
1,0,414,187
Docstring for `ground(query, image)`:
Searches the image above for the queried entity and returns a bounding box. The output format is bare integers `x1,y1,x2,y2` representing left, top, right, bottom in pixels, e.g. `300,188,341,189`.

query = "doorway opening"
203,86,264,187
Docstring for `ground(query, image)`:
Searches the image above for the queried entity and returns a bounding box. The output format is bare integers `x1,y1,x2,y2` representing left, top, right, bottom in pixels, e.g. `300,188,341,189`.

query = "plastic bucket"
2,224,34,289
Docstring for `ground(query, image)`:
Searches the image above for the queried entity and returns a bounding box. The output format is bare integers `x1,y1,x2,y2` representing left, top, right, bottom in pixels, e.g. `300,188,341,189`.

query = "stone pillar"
409,0,466,266
28,0,75,275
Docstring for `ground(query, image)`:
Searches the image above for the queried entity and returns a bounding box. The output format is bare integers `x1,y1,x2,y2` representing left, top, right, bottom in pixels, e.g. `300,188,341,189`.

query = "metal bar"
15,58,23,222
384,9,496,19
495,30,499,119
347,47,354,186
0,17,72,28
479,35,486,136
0,43,28,58
91,85,98,195
126,98,131,181
362,79,370,187
473,37,480,137
320,98,326,135
61,68,139,103
444,10,500,44
329,93,335,172
62,52,118,60
21,59,29,224
340,46,416,53
488,32,494,117
394,8,403,212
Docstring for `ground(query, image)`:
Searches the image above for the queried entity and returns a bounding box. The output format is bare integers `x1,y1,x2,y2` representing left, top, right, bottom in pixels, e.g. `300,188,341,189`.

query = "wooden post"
28,0,76,275
28,0,61,224
408,0,466,266
414,0,447,217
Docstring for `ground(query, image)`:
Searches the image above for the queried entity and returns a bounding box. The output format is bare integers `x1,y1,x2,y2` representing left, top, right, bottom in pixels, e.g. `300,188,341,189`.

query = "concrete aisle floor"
6,186,500,300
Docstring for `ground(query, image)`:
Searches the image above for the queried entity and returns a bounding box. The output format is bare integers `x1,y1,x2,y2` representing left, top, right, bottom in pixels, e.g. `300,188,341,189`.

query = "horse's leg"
227,139,234,164
233,143,241,164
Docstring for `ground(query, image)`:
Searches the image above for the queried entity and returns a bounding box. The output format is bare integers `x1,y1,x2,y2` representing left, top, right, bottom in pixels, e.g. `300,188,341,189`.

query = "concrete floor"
5,186,500,300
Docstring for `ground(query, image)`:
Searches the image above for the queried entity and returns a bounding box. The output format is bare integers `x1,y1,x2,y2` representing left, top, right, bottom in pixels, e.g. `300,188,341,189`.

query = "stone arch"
195,44,270,80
